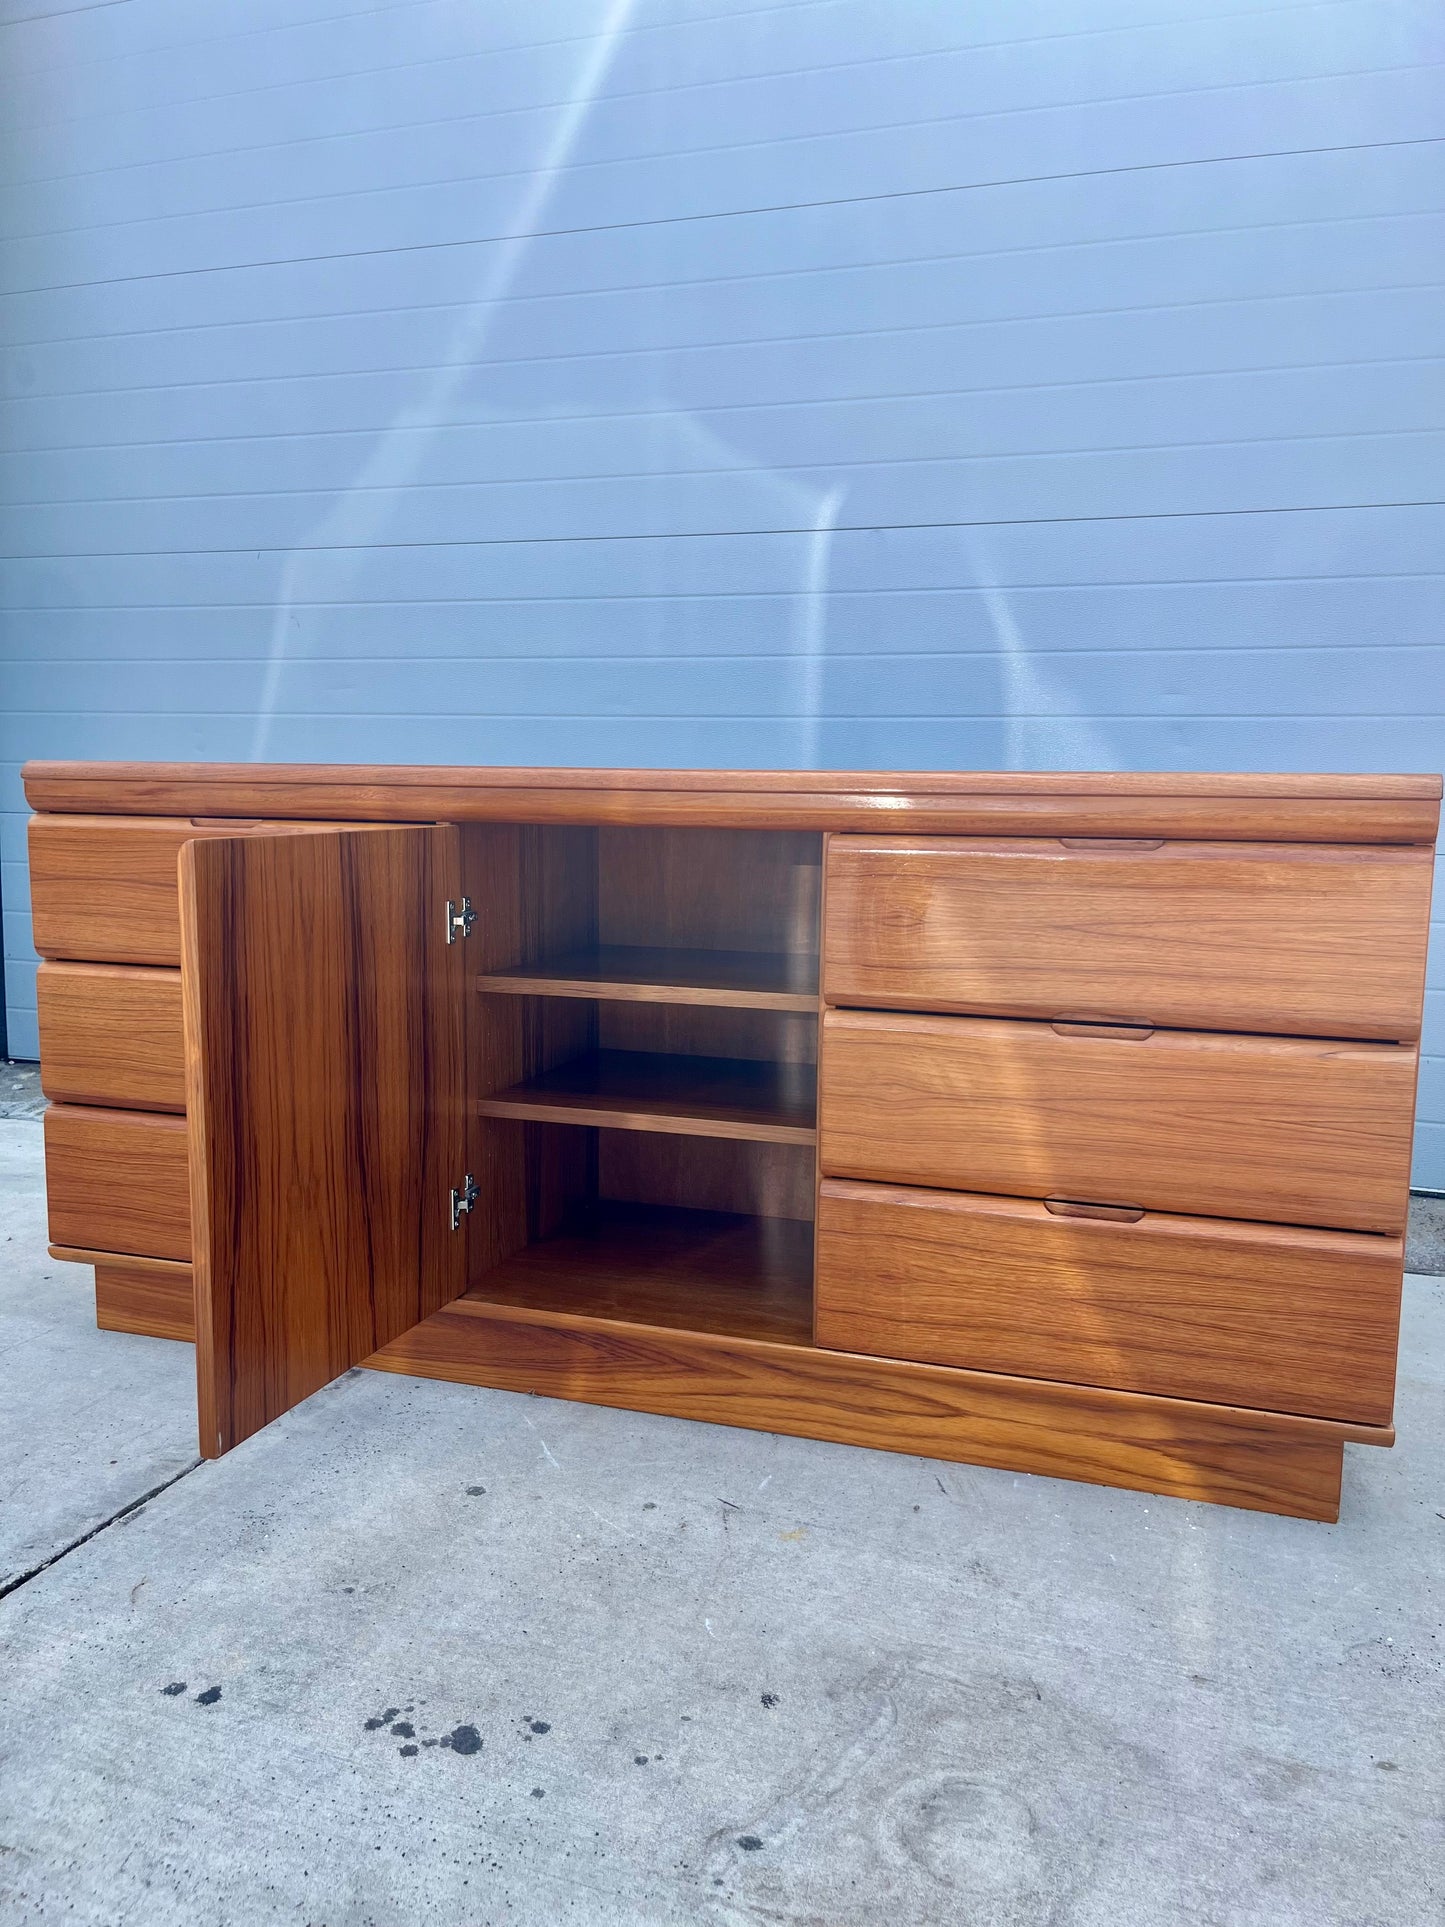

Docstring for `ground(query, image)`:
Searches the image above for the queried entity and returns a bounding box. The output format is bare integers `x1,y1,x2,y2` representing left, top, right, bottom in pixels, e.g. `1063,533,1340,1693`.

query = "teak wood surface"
467,1202,815,1344
28,814,360,965
477,1048,818,1145
23,762,1442,843
22,760,1439,1519
823,836,1436,1040
37,962,186,1112
364,1292,1377,1520
60,1249,197,1342
43,1103,191,1260
477,943,819,1010
820,1010,1417,1234
181,826,466,1456
815,1180,1401,1423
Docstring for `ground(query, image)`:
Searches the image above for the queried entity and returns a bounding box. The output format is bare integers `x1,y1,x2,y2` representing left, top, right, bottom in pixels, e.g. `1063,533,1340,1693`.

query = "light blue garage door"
0,0,1441,1180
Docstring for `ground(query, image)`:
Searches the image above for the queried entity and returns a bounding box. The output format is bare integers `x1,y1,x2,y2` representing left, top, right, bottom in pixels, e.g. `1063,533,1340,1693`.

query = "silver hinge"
445,896,475,944
449,1172,479,1232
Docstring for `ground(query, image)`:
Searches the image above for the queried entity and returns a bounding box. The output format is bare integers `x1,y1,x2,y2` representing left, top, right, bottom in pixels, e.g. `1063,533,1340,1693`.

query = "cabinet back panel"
599,1131,816,1221
598,828,821,955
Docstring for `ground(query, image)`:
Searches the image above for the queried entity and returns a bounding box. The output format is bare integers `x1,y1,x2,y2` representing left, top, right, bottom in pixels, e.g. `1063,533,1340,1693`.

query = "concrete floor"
1,1115,1442,1926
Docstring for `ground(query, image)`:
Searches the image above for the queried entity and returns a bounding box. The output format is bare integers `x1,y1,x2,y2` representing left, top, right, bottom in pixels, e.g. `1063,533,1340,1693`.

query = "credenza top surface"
22,761,1442,841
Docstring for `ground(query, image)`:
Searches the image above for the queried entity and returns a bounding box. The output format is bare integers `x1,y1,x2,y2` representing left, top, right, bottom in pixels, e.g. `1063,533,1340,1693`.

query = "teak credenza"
23,763,1441,1522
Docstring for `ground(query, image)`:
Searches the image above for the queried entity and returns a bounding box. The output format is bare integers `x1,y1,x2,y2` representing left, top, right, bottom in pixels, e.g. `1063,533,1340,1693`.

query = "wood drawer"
819,1010,1416,1233
44,1104,191,1261
816,1179,1402,1423
823,835,1434,1041
37,962,185,1112
29,815,367,965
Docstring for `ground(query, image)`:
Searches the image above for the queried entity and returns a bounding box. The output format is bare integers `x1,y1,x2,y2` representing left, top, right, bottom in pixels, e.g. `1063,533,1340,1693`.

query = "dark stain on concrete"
399,1744,419,1758
161,1682,187,1696
391,1721,415,1739
737,1836,763,1851
529,1719,550,1734
635,1755,649,1765
195,1687,222,1705
761,1693,779,1708
442,1724,482,1755
466,1485,486,1496
531,1787,545,1798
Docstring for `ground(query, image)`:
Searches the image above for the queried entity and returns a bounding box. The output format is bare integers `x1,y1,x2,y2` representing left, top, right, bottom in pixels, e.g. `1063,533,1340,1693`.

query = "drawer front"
816,1179,1402,1423
93,1255,195,1343
38,962,185,1112
819,1009,1416,1233
44,1104,191,1261
29,815,365,965
824,835,1434,1041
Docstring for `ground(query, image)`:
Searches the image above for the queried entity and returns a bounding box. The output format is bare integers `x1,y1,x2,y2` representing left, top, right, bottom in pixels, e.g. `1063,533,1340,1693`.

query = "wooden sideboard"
23,763,1440,1521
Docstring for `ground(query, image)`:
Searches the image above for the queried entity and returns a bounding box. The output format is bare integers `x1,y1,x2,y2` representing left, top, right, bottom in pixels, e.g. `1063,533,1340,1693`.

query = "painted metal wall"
1,0,1441,1180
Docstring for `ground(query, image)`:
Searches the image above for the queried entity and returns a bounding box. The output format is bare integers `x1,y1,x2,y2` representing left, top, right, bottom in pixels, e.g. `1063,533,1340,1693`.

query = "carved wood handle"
1049,1018,1155,1040
1043,1198,1146,1223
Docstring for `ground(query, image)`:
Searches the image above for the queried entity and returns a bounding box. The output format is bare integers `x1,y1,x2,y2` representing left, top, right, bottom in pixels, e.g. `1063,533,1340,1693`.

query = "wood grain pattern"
72,1251,195,1342
595,826,822,1067
363,1291,1381,1521
598,826,822,952
29,813,364,965
478,944,819,1010
816,1180,1401,1422
465,823,599,1278
598,1130,817,1221
477,1049,817,1145
37,962,185,1111
824,837,1436,1040
469,1201,814,1344
23,762,1441,843
181,827,465,1457
820,1010,1417,1233
44,1103,191,1260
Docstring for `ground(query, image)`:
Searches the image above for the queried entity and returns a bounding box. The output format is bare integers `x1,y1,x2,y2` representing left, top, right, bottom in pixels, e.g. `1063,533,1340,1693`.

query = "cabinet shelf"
476,1048,817,1145
466,1201,815,1346
477,943,818,1011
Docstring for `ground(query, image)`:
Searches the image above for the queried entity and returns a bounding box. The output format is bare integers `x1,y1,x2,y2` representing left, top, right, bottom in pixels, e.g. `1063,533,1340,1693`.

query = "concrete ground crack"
0,1460,203,1604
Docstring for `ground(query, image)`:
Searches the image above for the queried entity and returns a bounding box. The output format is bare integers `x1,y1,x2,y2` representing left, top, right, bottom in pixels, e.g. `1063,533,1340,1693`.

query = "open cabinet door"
180,826,467,1456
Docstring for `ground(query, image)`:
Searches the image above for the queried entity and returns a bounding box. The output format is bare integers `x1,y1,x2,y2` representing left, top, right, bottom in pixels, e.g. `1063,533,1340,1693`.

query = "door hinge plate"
450,1172,479,1232
446,897,475,943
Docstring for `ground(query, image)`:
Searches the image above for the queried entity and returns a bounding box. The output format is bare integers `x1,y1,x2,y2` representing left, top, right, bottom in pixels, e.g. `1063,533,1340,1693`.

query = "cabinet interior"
463,824,823,1342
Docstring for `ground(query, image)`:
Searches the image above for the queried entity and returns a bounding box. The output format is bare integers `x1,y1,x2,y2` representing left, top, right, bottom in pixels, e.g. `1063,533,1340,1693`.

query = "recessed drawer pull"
1043,1197,1146,1223
1049,1018,1155,1040
1056,836,1165,850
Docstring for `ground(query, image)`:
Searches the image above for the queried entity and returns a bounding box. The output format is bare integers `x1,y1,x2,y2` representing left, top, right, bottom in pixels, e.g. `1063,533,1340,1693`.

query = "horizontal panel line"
7,642,1444,661
0,0,1346,137
4,710,1439,720
8,208,1434,354
3,576,1443,605
7,281,1442,411
1,0,1363,185
2,348,1440,457
0,0,128,27
1,0,833,93
3,133,1440,300
5,424,1439,513
4,499,1444,557
10,58,1432,249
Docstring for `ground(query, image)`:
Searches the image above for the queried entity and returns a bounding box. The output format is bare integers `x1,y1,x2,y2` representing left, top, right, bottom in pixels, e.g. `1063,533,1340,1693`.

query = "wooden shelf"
465,1202,814,1346
477,1048,817,1144
477,944,818,1011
